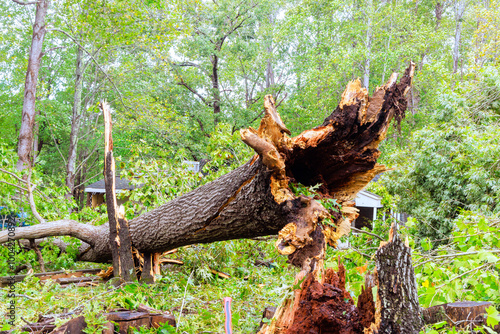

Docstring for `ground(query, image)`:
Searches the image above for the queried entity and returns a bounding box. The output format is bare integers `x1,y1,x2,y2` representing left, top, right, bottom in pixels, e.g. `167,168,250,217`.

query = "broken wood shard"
100,101,137,282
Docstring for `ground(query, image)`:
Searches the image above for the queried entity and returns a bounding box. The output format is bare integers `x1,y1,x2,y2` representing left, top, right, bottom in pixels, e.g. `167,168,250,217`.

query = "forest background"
1,0,500,333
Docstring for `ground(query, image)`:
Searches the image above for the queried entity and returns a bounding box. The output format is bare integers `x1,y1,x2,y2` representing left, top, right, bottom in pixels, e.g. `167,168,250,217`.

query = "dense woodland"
1,0,500,333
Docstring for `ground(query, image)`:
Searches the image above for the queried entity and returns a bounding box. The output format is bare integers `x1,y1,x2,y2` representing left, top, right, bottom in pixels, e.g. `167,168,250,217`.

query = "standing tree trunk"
16,0,50,171
371,227,423,333
453,0,467,74
66,46,84,199
210,53,222,123
101,102,136,282
363,0,373,91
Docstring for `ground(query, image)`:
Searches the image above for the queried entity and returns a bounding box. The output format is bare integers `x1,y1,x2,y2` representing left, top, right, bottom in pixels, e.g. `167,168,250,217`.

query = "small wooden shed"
84,177,137,208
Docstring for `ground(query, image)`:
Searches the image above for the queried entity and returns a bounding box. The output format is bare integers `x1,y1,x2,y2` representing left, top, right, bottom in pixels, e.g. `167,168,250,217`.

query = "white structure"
337,190,383,249
182,161,201,173
355,190,383,228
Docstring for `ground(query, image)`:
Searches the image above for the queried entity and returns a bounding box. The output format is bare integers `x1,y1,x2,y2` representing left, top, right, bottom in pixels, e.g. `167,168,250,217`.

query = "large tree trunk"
65,46,84,198
16,0,50,171
1,64,415,269
452,0,467,74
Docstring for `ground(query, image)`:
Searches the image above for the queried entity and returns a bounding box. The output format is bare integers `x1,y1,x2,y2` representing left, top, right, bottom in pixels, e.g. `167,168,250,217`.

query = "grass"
0,238,299,333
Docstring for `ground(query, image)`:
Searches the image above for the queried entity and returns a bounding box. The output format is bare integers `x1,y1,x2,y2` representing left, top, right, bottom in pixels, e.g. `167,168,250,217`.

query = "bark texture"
16,0,49,171
370,231,423,334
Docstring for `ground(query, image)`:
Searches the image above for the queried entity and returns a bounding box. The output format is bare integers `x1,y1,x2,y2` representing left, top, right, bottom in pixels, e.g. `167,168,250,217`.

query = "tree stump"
423,301,499,330
369,228,423,334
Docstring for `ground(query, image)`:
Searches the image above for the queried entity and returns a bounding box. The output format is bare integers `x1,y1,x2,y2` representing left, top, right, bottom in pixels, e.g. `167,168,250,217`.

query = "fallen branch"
351,226,385,241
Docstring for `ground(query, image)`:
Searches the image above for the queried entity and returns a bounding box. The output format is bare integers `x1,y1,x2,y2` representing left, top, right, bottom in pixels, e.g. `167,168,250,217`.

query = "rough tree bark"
15,0,50,171
0,64,415,271
370,228,423,333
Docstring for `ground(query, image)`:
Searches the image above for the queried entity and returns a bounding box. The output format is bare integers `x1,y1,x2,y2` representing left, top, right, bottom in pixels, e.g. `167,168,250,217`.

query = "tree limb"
26,170,45,224
10,0,38,5
351,226,385,241
0,220,98,247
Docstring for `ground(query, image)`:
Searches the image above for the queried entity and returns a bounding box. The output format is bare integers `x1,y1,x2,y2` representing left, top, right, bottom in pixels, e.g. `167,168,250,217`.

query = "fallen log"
0,64,415,276
423,301,500,331
0,268,101,287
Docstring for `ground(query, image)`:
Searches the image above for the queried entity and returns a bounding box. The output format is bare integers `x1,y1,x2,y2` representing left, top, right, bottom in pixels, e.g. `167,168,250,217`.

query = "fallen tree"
0,64,415,272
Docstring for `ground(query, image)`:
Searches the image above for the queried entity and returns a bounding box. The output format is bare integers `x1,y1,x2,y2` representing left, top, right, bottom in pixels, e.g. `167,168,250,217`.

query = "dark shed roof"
84,177,139,193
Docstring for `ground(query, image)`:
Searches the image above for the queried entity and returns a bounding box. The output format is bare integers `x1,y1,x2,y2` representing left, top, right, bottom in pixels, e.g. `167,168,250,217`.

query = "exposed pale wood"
101,101,136,282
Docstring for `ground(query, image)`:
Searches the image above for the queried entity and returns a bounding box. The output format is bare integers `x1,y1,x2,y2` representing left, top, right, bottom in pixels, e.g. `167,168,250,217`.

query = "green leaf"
486,306,500,327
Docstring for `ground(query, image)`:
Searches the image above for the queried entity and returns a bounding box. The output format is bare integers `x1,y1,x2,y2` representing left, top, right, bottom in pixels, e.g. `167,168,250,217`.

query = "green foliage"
382,69,500,241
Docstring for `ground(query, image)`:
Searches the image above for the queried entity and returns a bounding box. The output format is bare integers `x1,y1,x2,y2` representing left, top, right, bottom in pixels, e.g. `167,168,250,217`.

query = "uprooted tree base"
1,63,419,330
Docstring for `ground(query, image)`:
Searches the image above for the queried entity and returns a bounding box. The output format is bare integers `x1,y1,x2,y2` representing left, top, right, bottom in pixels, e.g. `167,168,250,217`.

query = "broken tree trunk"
0,64,415,272
371,227,423,334
261,225,422,334
101,101,136,282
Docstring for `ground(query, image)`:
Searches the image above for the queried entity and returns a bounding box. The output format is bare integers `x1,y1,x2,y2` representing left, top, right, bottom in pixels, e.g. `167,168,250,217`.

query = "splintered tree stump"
101,101,136,282
286,264,373,334
261,228,422,334
371,229,423,334
258,64,417,333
